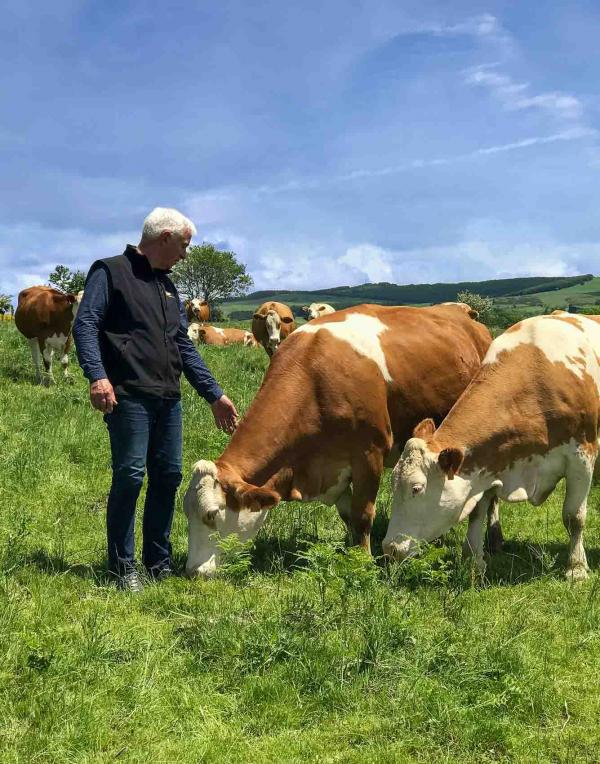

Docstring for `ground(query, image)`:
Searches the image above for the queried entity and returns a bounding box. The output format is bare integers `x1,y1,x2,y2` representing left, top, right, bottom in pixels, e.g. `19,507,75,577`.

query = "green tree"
0,294,12,315
455,289,493,320
171,243,253,306
48,265,86,294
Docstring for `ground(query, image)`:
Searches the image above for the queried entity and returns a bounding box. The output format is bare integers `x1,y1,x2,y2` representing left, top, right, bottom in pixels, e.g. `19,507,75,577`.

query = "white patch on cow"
296,314,392,382
483,314,600,387
265,311,280,343
72,291,84,319
305,302,335,320
45,332,68,352
187,323,201,342
305,466,352,505
213,327,225,337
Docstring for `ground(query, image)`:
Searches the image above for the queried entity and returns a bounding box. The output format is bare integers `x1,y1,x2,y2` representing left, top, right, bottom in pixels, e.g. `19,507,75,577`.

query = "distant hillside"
223,274,594,317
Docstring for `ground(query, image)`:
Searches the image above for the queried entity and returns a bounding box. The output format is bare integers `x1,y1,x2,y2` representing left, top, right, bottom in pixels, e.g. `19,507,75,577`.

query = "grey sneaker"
115,569,144,593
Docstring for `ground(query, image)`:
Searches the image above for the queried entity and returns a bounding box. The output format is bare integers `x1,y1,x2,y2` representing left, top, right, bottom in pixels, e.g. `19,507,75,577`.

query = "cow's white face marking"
384,439,474,559
483,315,600,390
296,313,392,382
187,323,201,341
183,460,268,576
265,310,281,351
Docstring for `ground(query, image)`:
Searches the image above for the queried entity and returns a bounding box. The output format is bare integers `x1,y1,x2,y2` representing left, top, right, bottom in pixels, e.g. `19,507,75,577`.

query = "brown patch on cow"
185,299,210,324
543,314,584,331
15,286,77,339
210,304,492,537
431,341,599,476
505,322,523,333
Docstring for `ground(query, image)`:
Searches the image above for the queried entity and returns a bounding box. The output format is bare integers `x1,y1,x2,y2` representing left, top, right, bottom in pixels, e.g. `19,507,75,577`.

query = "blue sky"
2,0,599,296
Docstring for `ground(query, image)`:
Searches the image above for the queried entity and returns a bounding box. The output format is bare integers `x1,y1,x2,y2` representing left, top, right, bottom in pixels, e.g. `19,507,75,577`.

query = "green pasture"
0,322,599,763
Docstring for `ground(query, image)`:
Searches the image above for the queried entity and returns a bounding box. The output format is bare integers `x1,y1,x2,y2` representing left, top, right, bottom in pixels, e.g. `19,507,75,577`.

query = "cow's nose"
382,538,414,561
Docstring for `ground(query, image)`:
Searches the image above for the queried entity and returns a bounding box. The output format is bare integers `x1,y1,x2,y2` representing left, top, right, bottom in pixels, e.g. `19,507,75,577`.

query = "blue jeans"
104,396,183,575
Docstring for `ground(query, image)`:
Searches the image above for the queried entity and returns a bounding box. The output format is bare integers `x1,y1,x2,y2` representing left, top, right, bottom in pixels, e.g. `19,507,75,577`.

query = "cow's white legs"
486,496,503,554
462,494,489,574
563,459,592,582
41,340,55,386
335,486,353,540
60,335,73,383
28,338,43,383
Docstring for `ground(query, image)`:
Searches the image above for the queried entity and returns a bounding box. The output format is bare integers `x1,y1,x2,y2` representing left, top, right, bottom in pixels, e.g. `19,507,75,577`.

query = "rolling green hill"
223,274,596,318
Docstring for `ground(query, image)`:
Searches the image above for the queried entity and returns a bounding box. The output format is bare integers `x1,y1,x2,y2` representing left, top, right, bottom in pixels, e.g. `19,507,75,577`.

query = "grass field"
1,322,600,763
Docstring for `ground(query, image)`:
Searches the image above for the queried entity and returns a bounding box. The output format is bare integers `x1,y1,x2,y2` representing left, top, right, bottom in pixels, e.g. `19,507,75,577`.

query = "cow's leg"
462,494,489,575
40,338,55,386
60,334,73,383
563,458,593,582
335,486,353,540
348,453,383,554
28,338,43,383
485,495,504,554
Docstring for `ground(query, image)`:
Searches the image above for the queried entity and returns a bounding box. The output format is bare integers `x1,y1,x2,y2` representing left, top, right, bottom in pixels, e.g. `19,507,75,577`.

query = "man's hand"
211,394,238,434
90,378,118,414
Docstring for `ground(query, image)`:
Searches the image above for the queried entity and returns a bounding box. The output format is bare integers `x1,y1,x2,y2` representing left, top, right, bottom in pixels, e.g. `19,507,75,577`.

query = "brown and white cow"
303,302,336,321
251,301,296,356
185,298,210,324
188,324,258,347
183,303,491,576
15,286,83,385
385,311,600,581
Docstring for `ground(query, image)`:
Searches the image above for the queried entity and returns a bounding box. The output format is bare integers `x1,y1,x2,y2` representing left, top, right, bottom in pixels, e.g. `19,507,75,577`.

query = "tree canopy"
171,243,253,305
48,265,86,294
0,294,12,315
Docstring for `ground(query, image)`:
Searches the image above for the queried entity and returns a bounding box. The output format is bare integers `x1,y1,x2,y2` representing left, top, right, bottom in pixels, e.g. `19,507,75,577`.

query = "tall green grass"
0,323,599,763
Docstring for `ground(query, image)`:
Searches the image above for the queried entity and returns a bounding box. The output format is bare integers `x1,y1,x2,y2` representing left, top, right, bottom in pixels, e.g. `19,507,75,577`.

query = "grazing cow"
252,301,296,356
183,303,491,575
188,323,258,347
15,286,83,384
303,302,336,321
385,311,600,581
185,298,210,324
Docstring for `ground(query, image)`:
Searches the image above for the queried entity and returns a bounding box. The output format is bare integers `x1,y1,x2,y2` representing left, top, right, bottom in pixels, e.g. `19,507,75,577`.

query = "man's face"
161,229,191,268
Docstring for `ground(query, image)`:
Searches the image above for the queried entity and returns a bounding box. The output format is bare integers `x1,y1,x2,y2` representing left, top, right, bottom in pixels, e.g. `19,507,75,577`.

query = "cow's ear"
281,316,294,324
235,484,280,511
66,294,77,304
253,312,264,320
438,448,464,480
467,308,479,320
413,418,436,440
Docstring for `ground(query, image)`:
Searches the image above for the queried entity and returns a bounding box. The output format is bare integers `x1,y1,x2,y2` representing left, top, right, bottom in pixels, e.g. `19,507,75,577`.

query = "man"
73,207,238,592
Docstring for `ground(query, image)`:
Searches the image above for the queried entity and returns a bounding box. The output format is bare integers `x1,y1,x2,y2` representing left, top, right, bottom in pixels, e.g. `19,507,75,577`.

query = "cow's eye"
412,483,425,496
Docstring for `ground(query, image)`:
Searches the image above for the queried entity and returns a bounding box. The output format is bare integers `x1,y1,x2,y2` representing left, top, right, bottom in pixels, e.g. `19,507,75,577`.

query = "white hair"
142,207,197,241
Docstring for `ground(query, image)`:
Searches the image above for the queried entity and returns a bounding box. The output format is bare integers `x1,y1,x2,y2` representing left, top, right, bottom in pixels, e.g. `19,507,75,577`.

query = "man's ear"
235,484,280,512
413,418,436,439
159,229,172,243
281,316,294,324
438,448,464,480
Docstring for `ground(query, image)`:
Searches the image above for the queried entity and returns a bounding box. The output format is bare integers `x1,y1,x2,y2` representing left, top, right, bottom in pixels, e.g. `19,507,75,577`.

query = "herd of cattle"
9,285,600,583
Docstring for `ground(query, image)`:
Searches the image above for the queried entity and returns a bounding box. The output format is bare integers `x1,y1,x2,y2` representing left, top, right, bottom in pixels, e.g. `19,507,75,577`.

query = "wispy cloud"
465,64,584,121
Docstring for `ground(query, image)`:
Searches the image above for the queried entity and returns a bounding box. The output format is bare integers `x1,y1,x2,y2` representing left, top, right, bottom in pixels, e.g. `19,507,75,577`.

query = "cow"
251,301,296,356
183,303,492,576
303,302,336,321
188,323,258,347
185,298,210,324
15,286,83,385
384,311,600,582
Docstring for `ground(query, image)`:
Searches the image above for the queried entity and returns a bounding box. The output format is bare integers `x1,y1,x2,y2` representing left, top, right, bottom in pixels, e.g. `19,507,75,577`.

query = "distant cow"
188,323,258,347
385,311,600,581
183,303,491,576
303,303,336,321
252,301,296,356
185,299,210,324
15,286,83,384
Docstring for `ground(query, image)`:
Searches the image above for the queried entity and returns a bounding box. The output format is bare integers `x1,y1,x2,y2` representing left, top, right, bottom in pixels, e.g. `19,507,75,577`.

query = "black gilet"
90,246,183,398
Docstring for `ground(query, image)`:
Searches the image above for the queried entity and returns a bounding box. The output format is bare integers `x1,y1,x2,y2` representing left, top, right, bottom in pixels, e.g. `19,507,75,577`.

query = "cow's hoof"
565,565,589,582
42,376,55,387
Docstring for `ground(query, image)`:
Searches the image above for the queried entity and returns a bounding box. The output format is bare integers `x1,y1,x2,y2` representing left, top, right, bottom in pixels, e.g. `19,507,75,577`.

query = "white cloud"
465,65,584,121
339,244,394,282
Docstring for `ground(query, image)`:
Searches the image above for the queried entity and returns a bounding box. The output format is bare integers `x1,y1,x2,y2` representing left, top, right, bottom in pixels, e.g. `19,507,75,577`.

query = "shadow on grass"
485,539,600,585
23,548,113,584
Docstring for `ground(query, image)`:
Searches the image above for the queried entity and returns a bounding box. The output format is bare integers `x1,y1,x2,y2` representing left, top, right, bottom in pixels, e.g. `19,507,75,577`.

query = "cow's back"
15,287,72,338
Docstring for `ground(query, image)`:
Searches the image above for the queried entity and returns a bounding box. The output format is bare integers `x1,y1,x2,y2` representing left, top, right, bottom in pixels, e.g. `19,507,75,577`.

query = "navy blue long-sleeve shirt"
73,266,223,404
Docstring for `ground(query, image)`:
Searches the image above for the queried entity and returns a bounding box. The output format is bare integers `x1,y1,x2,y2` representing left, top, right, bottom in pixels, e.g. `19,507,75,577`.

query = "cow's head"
243,331,258,347
187,322,201,342
189,298,203,319
183,460,280,576
383,418,477,560
254,309,293,352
